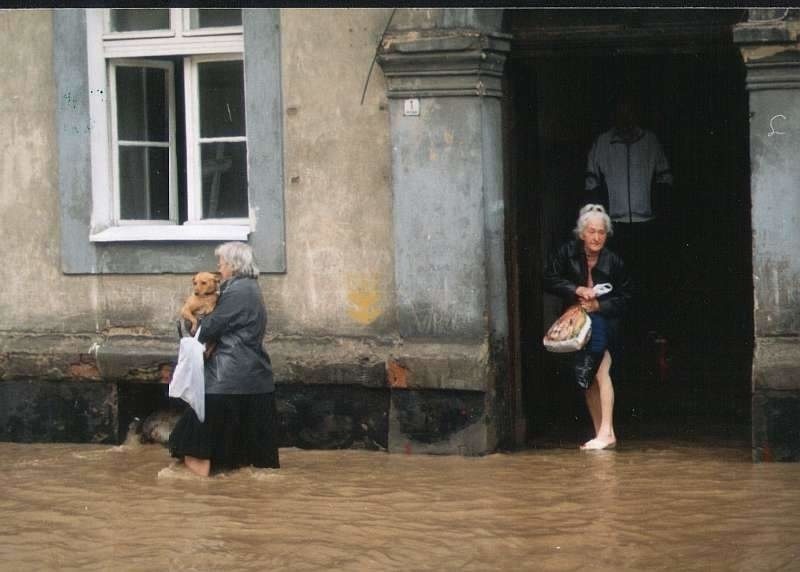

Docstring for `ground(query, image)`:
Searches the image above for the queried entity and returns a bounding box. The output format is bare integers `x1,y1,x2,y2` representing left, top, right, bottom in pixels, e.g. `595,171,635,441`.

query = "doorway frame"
503,8,753,447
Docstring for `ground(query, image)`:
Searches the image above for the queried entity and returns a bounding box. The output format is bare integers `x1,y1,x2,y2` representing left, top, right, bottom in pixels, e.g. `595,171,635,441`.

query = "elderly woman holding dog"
543,204,632,450
169,241,280,476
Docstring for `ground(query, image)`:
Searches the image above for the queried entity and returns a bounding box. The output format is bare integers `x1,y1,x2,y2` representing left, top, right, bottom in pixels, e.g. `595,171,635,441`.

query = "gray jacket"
198,276,274,395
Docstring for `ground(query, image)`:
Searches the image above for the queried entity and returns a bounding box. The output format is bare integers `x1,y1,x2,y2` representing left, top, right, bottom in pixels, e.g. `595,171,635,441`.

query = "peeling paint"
387,359,409,388
68,354,101,380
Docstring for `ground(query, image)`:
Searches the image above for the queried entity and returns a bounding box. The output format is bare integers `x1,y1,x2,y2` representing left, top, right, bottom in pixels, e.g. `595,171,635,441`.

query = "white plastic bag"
543,283,613,353
543,305,592,353
169,327,206,422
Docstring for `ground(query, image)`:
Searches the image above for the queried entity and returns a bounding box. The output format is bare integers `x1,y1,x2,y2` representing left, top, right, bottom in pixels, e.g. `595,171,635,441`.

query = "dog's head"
192,271,220,296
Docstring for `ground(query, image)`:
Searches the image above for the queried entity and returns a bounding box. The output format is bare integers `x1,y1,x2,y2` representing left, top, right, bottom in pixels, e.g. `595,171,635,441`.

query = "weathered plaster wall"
1,8,505,454
0,10,112,334
271,8,395,337
1,11,232,336
1,9,395,341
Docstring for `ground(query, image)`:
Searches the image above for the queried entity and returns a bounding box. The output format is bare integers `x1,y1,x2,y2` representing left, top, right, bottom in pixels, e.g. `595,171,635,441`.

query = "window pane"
116,66,168,142
201,142,247,219
189,9,242,29
110,9,170,32
198,60,245,138
119,146,170,220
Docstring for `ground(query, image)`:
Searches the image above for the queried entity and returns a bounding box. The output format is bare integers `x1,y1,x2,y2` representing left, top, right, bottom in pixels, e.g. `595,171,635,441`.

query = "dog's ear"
212,272,222,282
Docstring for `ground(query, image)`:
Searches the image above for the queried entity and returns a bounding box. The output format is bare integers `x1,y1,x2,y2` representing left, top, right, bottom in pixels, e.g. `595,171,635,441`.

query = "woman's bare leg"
584,380,601,436
581,351,616,450
184,455,211,477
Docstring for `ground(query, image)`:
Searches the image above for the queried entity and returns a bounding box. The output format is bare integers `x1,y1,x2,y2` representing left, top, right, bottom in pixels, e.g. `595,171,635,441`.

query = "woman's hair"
215,241,260,278
573,204,613,238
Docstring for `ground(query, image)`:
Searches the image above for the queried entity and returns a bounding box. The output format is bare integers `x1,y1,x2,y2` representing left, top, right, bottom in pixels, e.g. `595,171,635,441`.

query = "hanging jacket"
585,127,672,223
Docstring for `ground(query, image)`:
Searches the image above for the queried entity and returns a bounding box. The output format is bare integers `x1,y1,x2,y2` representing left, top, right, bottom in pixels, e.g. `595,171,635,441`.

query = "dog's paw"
177,319,193,338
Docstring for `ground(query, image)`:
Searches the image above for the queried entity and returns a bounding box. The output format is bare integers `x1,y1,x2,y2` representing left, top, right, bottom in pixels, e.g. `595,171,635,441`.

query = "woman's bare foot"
580,438,616,450
184,455,211,477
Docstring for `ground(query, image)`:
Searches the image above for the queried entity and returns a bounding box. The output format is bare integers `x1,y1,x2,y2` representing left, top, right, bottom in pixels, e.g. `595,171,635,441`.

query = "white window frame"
184,54,248,225
182,9,245,37
103,8,174,41
87,8,250,242
109,59,177,225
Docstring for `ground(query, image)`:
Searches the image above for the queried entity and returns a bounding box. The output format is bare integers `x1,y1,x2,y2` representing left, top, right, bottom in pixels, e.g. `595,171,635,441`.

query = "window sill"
89,224,250,242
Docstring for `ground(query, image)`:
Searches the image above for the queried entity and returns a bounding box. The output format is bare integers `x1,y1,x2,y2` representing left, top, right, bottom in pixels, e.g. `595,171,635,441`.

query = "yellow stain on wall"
346,274,383,325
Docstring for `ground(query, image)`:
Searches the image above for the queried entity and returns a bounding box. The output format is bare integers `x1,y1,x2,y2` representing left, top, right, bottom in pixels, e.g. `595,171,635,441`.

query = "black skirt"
169,392,280,474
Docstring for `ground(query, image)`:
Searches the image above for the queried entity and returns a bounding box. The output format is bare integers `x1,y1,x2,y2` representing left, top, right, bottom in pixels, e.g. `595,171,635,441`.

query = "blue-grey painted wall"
734,8,800,459
749,88,800,336
390,97,488,340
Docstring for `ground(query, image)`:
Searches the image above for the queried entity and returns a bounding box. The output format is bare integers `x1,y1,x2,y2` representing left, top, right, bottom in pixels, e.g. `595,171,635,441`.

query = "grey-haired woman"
169,241,280,476
543,204,632,450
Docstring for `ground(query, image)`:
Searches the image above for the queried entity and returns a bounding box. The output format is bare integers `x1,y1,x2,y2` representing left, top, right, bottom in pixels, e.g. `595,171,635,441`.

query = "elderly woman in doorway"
169,241,280,476
544,204,632,450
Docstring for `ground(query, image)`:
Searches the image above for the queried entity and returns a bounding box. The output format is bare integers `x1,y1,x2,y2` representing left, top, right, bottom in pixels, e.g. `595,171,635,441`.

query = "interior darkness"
505,12,753,445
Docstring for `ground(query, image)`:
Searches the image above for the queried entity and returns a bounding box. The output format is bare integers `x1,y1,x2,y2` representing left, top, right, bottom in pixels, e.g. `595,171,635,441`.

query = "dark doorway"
505,10,753,446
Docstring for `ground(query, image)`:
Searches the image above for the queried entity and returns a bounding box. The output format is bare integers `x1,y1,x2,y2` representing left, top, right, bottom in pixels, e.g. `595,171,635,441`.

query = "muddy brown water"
1,440,797,571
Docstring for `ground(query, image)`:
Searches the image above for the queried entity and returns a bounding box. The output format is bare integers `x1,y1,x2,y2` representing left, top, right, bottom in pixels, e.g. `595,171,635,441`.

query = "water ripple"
0,442,797,571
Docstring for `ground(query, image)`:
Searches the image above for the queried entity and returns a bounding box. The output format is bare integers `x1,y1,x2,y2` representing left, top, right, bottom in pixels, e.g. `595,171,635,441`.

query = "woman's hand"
580,298,600,313
576,286,596,300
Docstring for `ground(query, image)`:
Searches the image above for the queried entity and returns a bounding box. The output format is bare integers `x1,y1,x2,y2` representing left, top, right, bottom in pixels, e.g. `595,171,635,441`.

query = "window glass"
201,142,248,218
119,147,170,220
115,66,168,142
198,60,246,138
110,9,170,32
115,64,171,221
189,9,242,29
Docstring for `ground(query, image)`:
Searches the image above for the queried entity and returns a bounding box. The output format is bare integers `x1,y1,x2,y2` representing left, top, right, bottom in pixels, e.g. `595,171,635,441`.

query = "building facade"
1,8,798,460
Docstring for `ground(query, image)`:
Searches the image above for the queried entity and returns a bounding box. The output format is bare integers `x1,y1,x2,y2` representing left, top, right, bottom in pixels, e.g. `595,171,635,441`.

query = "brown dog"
180,271,220,335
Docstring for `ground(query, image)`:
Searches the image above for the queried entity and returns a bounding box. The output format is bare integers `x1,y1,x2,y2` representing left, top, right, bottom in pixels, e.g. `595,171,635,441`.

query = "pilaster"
377,12,512,454
735,9,800,461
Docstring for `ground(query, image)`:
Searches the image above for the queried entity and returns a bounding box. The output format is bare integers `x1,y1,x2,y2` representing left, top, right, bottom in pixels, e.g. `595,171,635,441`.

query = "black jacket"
198,276,274,395
543,240,633,357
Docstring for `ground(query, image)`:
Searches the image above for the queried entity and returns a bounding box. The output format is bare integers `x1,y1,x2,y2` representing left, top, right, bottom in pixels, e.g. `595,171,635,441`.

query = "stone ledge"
96,336,176,382
0,333,493,391
753,336,800,391
0,333,104,381
269,337,492,391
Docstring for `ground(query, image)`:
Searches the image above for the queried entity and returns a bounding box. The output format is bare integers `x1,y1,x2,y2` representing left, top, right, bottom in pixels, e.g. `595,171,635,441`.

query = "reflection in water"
1,441,798,571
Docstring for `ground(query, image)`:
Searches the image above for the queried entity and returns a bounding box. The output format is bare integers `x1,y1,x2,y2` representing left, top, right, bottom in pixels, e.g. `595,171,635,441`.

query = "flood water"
1,439,798,571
